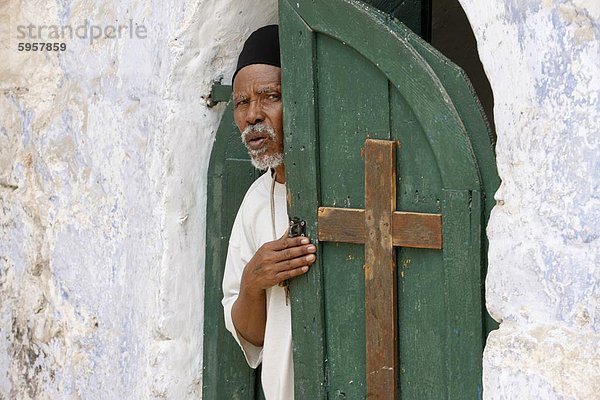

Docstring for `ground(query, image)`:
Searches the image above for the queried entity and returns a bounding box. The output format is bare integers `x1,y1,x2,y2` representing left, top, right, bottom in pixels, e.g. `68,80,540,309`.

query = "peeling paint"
459,0,599,398
1,0,277,398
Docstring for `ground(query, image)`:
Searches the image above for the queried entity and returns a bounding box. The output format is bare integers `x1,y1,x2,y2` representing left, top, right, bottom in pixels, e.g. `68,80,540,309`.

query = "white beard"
249,151,284,170
241,123,284,170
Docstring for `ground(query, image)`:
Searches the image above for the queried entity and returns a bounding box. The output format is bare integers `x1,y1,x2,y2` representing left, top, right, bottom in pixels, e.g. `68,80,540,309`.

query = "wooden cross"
317,139,443,399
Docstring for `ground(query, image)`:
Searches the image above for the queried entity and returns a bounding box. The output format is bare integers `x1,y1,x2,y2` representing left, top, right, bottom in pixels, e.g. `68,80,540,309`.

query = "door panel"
316,34,390,397
202,103,266,400
280,0,498,399
391,85,447,397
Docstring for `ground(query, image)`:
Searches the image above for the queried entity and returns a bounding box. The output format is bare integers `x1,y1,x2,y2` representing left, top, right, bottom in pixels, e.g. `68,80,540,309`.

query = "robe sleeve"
221,208,263,368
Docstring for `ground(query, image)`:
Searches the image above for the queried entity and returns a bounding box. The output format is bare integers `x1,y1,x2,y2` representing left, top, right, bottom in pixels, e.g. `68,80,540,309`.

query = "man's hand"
241,231,316,296
232,231,316,346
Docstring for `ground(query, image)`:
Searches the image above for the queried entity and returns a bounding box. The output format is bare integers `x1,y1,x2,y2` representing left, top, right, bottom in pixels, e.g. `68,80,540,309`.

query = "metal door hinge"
205,78,232,108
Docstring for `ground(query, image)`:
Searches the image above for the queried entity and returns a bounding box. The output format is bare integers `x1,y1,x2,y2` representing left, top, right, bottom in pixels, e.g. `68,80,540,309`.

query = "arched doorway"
202,1,499,398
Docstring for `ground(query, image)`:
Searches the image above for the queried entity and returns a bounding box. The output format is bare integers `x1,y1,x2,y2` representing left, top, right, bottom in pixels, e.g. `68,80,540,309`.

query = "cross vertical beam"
364,139,397,399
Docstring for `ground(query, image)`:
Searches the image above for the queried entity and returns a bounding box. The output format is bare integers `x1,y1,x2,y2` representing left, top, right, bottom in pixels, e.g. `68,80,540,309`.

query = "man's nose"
246,100,265,125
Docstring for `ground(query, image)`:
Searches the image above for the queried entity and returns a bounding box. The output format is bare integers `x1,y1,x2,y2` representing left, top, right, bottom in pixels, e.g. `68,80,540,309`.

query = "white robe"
222,171,293,400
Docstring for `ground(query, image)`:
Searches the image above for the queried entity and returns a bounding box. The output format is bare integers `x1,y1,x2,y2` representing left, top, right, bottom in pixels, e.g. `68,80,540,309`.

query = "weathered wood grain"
317,207,442,249
392,212,442,249
317,207,365,244
364,139,398,400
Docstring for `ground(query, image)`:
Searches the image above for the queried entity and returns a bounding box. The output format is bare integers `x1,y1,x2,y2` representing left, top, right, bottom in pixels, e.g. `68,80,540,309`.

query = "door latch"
288,217,307,238
282,217,307,305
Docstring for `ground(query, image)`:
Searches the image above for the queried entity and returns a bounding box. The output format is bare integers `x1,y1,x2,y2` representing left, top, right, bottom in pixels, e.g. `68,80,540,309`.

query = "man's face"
233,64,284,170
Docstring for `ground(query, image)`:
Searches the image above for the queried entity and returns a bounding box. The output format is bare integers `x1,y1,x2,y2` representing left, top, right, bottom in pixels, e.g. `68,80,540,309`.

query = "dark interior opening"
362,0,496,138
431,0,496,137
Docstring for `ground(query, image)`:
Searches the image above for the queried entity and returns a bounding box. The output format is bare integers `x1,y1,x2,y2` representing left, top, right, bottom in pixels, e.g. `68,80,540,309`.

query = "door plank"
443,190,483,399
314,28,391,400
279,2,328,398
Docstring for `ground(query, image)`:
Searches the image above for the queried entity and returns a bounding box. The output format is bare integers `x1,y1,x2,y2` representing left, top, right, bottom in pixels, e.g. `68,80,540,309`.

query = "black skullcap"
233,25,280,84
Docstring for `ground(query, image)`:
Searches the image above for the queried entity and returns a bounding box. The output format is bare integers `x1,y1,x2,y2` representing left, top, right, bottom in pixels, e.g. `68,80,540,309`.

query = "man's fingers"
274,254,316,272
276,265,309,282
271,233,311,251
273,244,317,262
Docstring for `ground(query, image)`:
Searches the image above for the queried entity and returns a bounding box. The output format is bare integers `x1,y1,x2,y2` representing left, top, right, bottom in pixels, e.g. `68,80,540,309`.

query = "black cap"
233,25,280,84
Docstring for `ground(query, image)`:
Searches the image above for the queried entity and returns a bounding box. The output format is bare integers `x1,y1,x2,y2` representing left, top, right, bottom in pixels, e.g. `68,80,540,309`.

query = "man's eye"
235,99,249,108
268,93,281,101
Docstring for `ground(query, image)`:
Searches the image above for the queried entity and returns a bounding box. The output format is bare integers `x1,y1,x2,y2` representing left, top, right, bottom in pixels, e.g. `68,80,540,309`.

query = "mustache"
240,123,276,142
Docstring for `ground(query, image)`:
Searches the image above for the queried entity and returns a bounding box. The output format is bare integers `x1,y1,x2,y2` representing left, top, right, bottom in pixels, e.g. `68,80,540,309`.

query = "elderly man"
221,25,317,400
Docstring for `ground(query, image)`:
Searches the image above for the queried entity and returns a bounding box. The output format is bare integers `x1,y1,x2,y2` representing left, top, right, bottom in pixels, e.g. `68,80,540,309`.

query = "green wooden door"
280,0,499,399
202,2,434,398
202,102,266,400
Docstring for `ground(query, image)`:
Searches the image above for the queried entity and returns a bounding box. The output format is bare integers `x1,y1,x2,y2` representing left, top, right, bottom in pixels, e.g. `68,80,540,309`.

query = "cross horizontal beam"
318,207,443,249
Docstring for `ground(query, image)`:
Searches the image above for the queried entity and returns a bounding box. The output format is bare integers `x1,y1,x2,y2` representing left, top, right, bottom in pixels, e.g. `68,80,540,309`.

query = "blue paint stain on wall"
503,0,542,42
20,108,33,146
57,0,72,25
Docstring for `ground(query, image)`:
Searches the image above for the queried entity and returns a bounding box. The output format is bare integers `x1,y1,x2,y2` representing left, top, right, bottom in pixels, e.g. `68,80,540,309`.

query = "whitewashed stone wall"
0,0,276,398
458,0,600,398
1,0,598,399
